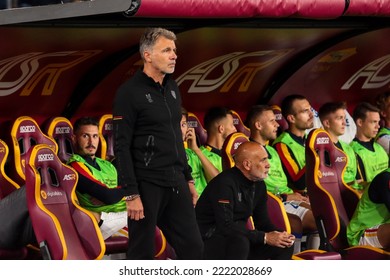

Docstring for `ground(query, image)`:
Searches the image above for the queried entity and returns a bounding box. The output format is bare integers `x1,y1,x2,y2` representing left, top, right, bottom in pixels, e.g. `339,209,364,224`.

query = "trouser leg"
159,180,203,260
126,181,163,260
203,234,250,260
249,242,294,260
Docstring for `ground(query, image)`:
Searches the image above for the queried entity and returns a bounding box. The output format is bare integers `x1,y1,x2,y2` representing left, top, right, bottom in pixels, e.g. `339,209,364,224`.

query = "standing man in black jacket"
196,141,295,259
113,27,203,259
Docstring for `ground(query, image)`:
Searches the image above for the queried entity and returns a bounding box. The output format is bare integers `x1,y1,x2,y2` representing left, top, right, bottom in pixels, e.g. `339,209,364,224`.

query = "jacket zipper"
163,91,179,180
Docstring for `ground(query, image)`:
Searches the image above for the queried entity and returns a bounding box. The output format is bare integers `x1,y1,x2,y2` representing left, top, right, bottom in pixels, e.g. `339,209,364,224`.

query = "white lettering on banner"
316,137,329,144
20,125,36,133
104,123,113,131
0,50,102,97
322,171,335,177
55,126,70,134
176,49,292,93
275,113,282,120
341,54,390,90
63,174,76,181
37,153,54,162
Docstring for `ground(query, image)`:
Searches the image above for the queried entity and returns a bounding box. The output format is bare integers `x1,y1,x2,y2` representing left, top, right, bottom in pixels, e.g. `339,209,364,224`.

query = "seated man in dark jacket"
195,141,295,260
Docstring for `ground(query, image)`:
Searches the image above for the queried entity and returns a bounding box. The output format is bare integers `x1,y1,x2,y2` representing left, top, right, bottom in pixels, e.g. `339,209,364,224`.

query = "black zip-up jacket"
195,167,278,244
113,69,192,195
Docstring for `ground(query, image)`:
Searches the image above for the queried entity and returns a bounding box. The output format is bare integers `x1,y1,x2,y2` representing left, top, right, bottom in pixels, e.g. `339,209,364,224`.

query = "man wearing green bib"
184,107,237,196
375,92,390,155
350,102,388,189
347,169,390,250
0,117,128,249
180,108,219,201
68,117,128,239
246,104,318,253
318,102,363,192
273,94,314,192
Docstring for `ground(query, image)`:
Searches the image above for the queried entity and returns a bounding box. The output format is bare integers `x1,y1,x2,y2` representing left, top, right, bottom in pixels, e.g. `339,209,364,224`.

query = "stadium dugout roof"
1,0,390,26
1,0,390,121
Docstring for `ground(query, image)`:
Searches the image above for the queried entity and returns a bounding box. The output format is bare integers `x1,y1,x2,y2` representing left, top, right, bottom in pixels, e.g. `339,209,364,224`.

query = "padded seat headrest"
271,105,289,135
45,117,73,163
306,129,347,185
98,114,115,161
187,112,208,146
230,110,250,137
11,116,58,182
221,132,249,170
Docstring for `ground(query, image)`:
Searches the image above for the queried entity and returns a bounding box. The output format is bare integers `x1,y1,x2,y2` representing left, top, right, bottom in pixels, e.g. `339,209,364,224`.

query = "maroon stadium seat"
45,117,74,163
97,114,115,162
305,128,389,259
104,226,176,259
0,139,20,198
230,110,250,137
0,138,41,259
187,112,208,146
271,105,289,137
25,144,105,260
221,132,249,171
154,227,177,260
8,116,58,186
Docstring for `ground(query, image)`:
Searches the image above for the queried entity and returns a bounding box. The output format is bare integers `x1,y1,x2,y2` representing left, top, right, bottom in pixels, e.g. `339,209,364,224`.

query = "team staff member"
112,27,203,259
196,142,295,260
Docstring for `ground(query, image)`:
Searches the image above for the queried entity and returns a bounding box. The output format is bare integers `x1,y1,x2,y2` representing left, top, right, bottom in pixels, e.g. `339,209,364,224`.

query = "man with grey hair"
195,141,295,259
113,27,203,259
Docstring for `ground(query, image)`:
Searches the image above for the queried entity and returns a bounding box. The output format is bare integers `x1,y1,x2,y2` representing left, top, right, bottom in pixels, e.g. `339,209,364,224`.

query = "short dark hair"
203,107,232,132
245,104,273,128
352,102,380,122
181,107,188,118
73,117,99,133
318,101,346,122
281,94,307,120
376,92,390,111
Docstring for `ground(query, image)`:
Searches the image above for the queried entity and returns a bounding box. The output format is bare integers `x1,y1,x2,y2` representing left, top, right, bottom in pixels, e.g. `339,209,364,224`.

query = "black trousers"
203,233,294,260
127,180,203,259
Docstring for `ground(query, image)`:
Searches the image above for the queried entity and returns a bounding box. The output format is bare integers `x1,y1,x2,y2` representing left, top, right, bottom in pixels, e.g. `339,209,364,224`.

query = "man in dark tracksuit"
196,142,294,259
112,28,203,260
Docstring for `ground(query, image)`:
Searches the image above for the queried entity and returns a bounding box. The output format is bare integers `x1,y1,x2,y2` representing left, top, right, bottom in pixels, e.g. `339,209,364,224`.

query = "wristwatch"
123,194,140,201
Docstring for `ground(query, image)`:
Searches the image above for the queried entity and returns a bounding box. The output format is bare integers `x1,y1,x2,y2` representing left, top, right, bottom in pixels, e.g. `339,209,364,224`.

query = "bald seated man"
195,142,295,260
